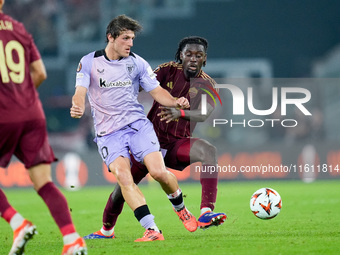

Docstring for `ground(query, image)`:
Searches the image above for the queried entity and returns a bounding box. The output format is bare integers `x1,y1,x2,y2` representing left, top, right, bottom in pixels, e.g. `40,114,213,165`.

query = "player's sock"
9,213,26,231
100,226,114,236
200,207,212,215
0,189,18,225
200,167,218,210
134,205,160,233
37,182,76,236
167,189,184,211
63,232,80,245
103,190,124,229
0,190,28,231
140,215,159,233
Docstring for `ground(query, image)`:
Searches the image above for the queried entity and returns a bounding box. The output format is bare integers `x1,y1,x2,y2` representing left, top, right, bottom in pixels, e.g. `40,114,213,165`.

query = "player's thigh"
0,122,22,168
144,151,166,172
95,130,131,169
16,119,56,168
163,138,199,170
130,119,160,163
108,156,133,187
143,151,168,181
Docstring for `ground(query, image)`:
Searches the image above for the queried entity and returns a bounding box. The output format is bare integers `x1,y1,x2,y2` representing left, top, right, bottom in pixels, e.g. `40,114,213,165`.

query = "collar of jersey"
96,49,136,61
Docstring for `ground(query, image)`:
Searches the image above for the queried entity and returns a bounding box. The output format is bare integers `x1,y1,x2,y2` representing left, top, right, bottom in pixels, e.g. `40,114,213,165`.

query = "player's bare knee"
149,170,168,184
204,143,217,161
111,167,132,187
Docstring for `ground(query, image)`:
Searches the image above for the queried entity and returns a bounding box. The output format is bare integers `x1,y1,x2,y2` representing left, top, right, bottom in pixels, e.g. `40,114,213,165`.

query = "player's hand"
158,106,181,123
70,104,84,118
176,97,190,109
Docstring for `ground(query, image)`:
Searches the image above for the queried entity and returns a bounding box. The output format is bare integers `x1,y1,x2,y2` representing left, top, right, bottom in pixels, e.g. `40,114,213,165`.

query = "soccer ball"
250,187,282,219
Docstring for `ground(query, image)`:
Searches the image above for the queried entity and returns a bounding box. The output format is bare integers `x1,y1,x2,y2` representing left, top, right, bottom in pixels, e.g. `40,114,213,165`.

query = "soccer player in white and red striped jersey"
0,0,87,254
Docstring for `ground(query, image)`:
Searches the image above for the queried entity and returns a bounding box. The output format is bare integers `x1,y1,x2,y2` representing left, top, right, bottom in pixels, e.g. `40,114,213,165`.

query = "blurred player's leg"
0,189,37,255
186,139,227,229
29,164,87,254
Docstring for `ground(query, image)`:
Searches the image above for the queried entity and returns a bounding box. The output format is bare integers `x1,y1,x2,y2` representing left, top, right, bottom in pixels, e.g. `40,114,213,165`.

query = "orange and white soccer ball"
250,187,282,219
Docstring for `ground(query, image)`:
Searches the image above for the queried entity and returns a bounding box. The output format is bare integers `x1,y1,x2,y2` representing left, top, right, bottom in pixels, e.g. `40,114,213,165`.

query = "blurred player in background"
70,15,197,242
0,0,87,254
84,36,227,240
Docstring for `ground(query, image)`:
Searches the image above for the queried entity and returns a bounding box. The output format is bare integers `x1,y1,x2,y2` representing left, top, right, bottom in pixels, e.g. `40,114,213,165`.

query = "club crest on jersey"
189,87,198,98
126,64,135,75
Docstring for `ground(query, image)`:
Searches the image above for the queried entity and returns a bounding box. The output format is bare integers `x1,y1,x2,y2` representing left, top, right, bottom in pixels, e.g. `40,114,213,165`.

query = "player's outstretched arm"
70,86,87,118
149,86,190,108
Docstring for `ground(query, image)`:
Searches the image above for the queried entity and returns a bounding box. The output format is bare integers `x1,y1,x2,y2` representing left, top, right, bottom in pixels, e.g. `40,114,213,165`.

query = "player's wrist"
180,109,185,117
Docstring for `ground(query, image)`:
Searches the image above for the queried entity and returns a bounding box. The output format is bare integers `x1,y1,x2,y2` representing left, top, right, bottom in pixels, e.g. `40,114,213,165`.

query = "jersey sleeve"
28,35,41,63
203,77,218,108
75,52,94,89
153,62,172,87
17,21,41,64
138,57,159,92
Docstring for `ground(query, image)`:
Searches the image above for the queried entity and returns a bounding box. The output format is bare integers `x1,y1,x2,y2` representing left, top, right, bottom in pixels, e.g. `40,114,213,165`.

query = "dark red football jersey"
0,12,45,123
148,61,216,146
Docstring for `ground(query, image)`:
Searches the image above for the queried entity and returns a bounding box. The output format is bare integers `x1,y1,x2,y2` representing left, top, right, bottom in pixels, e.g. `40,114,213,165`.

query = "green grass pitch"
1,180,340,255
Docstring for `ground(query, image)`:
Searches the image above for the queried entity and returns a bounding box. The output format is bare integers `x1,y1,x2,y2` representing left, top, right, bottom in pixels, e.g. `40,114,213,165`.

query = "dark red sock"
0,189,17,223
102,190,124,230
37,182,75,236
200,165,218,211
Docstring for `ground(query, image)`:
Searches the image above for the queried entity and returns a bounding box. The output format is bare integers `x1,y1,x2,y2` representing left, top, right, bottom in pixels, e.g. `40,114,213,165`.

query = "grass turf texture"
1,180,340,255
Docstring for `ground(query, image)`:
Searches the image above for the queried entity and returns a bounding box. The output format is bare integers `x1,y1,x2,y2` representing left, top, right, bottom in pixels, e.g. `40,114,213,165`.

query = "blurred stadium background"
1,0,340,188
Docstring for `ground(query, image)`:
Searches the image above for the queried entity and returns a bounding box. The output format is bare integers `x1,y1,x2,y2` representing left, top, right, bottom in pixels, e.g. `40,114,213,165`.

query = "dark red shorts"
162,137,199,171
0,119,57,169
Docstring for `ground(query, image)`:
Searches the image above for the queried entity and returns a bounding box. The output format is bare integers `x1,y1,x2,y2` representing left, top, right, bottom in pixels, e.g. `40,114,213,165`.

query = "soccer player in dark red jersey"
0,1,87,254
84,36,226,240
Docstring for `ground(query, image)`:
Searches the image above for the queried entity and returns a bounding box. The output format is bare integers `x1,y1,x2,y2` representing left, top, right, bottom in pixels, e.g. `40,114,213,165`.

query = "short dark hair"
175,36,208,64
106,15,142,42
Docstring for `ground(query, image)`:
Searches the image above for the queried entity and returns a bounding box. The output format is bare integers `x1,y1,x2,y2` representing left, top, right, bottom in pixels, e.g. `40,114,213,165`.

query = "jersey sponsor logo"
126,64,135,74
99,78,132,88
97,68,104,74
